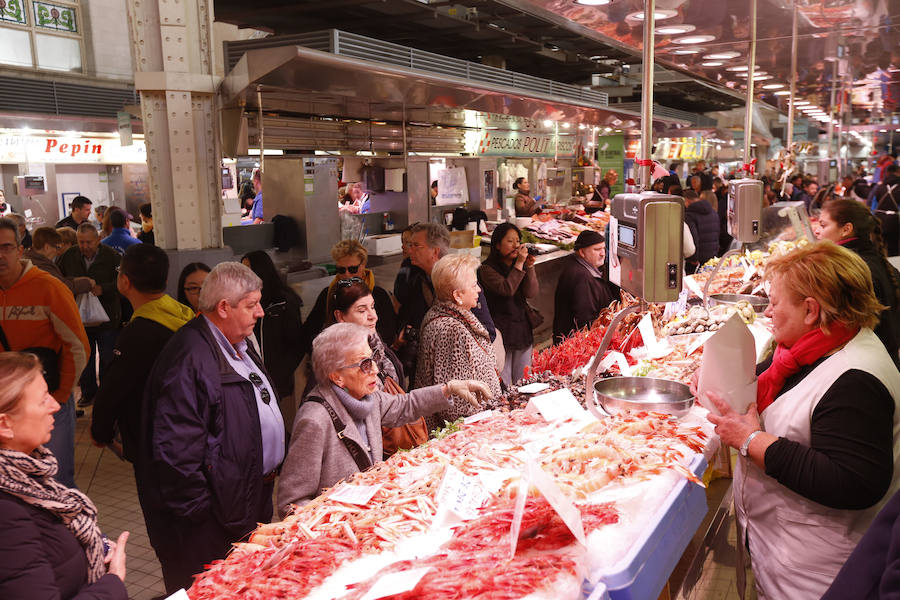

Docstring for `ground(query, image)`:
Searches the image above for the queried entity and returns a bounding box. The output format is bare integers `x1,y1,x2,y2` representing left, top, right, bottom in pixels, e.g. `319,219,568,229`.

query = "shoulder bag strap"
304,396,371,471
878,184,899,211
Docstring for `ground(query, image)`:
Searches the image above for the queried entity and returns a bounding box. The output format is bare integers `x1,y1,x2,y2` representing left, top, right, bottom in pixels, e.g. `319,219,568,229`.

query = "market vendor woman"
705,241,900,599
277,323,490,517
513,177,539,217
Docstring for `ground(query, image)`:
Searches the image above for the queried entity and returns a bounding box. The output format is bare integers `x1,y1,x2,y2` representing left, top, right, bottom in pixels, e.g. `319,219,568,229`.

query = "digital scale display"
618,224,637,248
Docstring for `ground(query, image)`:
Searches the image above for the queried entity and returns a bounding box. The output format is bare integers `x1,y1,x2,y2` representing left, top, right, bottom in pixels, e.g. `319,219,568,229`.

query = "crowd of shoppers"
5,166,900,600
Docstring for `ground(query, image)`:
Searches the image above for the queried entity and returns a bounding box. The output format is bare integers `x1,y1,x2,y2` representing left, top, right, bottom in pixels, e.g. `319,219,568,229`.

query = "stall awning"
221,36,689,133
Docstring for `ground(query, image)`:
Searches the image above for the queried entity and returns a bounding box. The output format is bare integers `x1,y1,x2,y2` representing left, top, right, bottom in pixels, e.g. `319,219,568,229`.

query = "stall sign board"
436,166,468,206
596,135,625,196
0,133,146,164
465,129,577,158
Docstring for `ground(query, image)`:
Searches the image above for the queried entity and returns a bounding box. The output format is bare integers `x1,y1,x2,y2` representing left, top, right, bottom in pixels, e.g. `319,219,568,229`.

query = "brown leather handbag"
380,375,429,458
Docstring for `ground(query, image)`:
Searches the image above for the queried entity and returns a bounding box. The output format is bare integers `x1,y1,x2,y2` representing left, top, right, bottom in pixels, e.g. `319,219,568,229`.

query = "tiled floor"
74,407,167,600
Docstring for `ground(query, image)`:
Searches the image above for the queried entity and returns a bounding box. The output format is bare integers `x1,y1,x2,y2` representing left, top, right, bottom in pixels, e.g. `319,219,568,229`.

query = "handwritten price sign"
435,465,489,520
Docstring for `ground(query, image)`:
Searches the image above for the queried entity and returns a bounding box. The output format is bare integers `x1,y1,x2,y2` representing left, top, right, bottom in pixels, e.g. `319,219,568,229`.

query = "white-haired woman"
0,352,129,599
414,253,502,430
276,323,489,516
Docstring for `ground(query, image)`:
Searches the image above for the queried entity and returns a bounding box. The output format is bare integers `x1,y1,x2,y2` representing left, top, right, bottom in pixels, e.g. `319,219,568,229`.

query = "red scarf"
756,322,858,414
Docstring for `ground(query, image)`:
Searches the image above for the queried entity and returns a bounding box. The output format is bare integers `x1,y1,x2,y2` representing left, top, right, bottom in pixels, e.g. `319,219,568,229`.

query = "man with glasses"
23,227,95,297
138,261,285,594
0,217,89,487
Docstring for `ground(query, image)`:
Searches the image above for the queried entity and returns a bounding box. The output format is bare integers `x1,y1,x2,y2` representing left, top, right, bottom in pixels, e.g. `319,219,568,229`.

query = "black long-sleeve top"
759,357,896,510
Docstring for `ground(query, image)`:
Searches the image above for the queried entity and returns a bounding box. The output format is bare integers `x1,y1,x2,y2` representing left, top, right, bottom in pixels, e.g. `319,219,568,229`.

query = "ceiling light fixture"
574,0,611,5
702,61,723,67
627,9,677,21
773,90,791,95
753,74,773,80
671,48,702,55
762,83,785,90
543,120,553,127
727,66,750,72
704,51,740,60
791,101,810,106
655,24,696,35
673,34,716,45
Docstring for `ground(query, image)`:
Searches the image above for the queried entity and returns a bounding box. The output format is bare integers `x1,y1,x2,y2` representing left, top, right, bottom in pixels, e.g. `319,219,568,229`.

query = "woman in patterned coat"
414,253,502,430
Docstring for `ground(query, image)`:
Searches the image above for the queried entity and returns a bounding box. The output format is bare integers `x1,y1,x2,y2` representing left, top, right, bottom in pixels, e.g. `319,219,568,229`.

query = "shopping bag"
77,293,110,327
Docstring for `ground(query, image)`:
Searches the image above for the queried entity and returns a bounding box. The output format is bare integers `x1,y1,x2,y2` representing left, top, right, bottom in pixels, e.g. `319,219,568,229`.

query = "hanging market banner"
0,133,146,164
596,134,625,196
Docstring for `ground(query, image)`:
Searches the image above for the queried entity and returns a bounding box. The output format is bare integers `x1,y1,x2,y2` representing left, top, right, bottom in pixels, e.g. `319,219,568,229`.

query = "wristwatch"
739,430,763,457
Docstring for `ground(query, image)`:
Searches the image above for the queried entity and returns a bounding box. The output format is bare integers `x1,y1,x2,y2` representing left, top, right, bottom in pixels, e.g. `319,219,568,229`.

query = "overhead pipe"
786,2,798,147
638,0,656,189
743,0,757,172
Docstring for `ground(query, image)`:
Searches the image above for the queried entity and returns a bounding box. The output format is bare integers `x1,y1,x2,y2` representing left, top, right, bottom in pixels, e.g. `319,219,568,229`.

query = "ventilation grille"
614,102,715,128
0,75,138,118
225,29,609,108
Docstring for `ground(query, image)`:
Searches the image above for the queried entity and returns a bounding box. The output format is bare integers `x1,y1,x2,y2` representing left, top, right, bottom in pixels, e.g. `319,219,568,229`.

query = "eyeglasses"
248,372,271,404
335,262,363,275
184,285,202,294
338,357,378,375
337,277,364,288
0,243,18,254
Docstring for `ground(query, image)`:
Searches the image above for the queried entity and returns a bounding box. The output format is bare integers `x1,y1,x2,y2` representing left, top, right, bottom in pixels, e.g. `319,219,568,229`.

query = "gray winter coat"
276,382,448,518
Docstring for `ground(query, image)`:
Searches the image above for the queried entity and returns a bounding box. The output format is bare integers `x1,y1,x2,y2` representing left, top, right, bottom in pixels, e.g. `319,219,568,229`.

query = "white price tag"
525,388,586,422
434,465,489,520
463,410,493,424
517,382,551,395
686,331,714,356
683,275,705,299
611,351,632,376
361,567,432,600
509,477,529,558
742,264,757,283
637,312,660,352
329,484,382,506
525,459,585,545
165,591,190,600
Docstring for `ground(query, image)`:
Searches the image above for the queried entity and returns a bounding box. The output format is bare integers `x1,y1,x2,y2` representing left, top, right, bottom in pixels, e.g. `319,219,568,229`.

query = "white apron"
734,329,900,599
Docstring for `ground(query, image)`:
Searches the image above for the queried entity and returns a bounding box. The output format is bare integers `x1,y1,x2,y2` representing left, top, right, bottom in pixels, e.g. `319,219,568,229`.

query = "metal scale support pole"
743,0,758,172
638,0,656,189
786,3,798,148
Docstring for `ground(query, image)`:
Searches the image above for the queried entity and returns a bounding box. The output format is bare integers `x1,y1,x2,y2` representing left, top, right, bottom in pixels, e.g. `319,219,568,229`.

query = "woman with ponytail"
817,198,900,365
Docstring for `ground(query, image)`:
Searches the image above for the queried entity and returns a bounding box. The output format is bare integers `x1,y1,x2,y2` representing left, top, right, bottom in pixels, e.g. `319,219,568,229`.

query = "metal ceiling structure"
213,0,749,114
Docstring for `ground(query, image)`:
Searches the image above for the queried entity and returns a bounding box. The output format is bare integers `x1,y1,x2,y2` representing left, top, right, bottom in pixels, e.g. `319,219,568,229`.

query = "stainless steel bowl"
708,293,769,313
593,377,694,418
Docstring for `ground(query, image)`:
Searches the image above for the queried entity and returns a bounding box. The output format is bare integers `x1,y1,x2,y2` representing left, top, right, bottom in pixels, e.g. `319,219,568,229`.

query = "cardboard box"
363,234,402,256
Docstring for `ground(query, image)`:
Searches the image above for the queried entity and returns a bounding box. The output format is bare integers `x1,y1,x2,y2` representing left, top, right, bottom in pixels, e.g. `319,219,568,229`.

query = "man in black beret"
552,230,617,343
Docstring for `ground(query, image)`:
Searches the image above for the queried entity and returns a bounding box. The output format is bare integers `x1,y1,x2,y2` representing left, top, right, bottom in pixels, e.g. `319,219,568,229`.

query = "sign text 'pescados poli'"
466,129,578,158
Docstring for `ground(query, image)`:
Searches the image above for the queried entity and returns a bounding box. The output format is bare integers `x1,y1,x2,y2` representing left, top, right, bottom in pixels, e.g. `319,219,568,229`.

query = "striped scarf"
0,446,106,583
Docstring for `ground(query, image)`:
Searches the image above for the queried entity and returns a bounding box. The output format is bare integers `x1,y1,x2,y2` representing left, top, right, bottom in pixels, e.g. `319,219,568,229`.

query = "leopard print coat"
414,300,503,430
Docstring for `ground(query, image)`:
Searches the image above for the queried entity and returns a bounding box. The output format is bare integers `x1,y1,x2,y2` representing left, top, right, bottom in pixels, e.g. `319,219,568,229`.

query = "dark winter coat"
844,237,900,367
91,296,195,463
478,254,539,350
57,244,121,329
552,253,616,343
24,248,94,297
821,485,900,599
684,199,720,272
254,294,304,399
393,257,425,308
138,316,278,535
0,491,127,600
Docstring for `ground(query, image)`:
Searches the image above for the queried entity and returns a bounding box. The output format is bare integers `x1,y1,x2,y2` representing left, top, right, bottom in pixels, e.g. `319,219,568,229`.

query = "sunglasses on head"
337,277,365,288
336,263,363,274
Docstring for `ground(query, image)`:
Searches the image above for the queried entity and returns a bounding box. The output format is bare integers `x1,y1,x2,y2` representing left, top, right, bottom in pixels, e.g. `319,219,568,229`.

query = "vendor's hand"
705,391,761,450
444,380,492,408
524,253,536,269
107,531,129,582
91,284,102,296
515,245,529,262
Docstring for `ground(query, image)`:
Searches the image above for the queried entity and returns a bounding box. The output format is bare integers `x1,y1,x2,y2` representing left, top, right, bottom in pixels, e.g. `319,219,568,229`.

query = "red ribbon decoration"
635,158,653,166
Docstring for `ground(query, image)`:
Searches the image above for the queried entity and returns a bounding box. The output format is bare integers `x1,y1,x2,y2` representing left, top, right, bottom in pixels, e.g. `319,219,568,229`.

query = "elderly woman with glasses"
415,253,503,430
277,322,489,516
302,240,397,356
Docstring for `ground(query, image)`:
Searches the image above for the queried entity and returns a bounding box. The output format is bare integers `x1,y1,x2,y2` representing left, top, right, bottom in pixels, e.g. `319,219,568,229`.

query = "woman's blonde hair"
331,239,368,265
764,240,884,333
0,352,43,415
432,253,479,302
700,190,718,212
